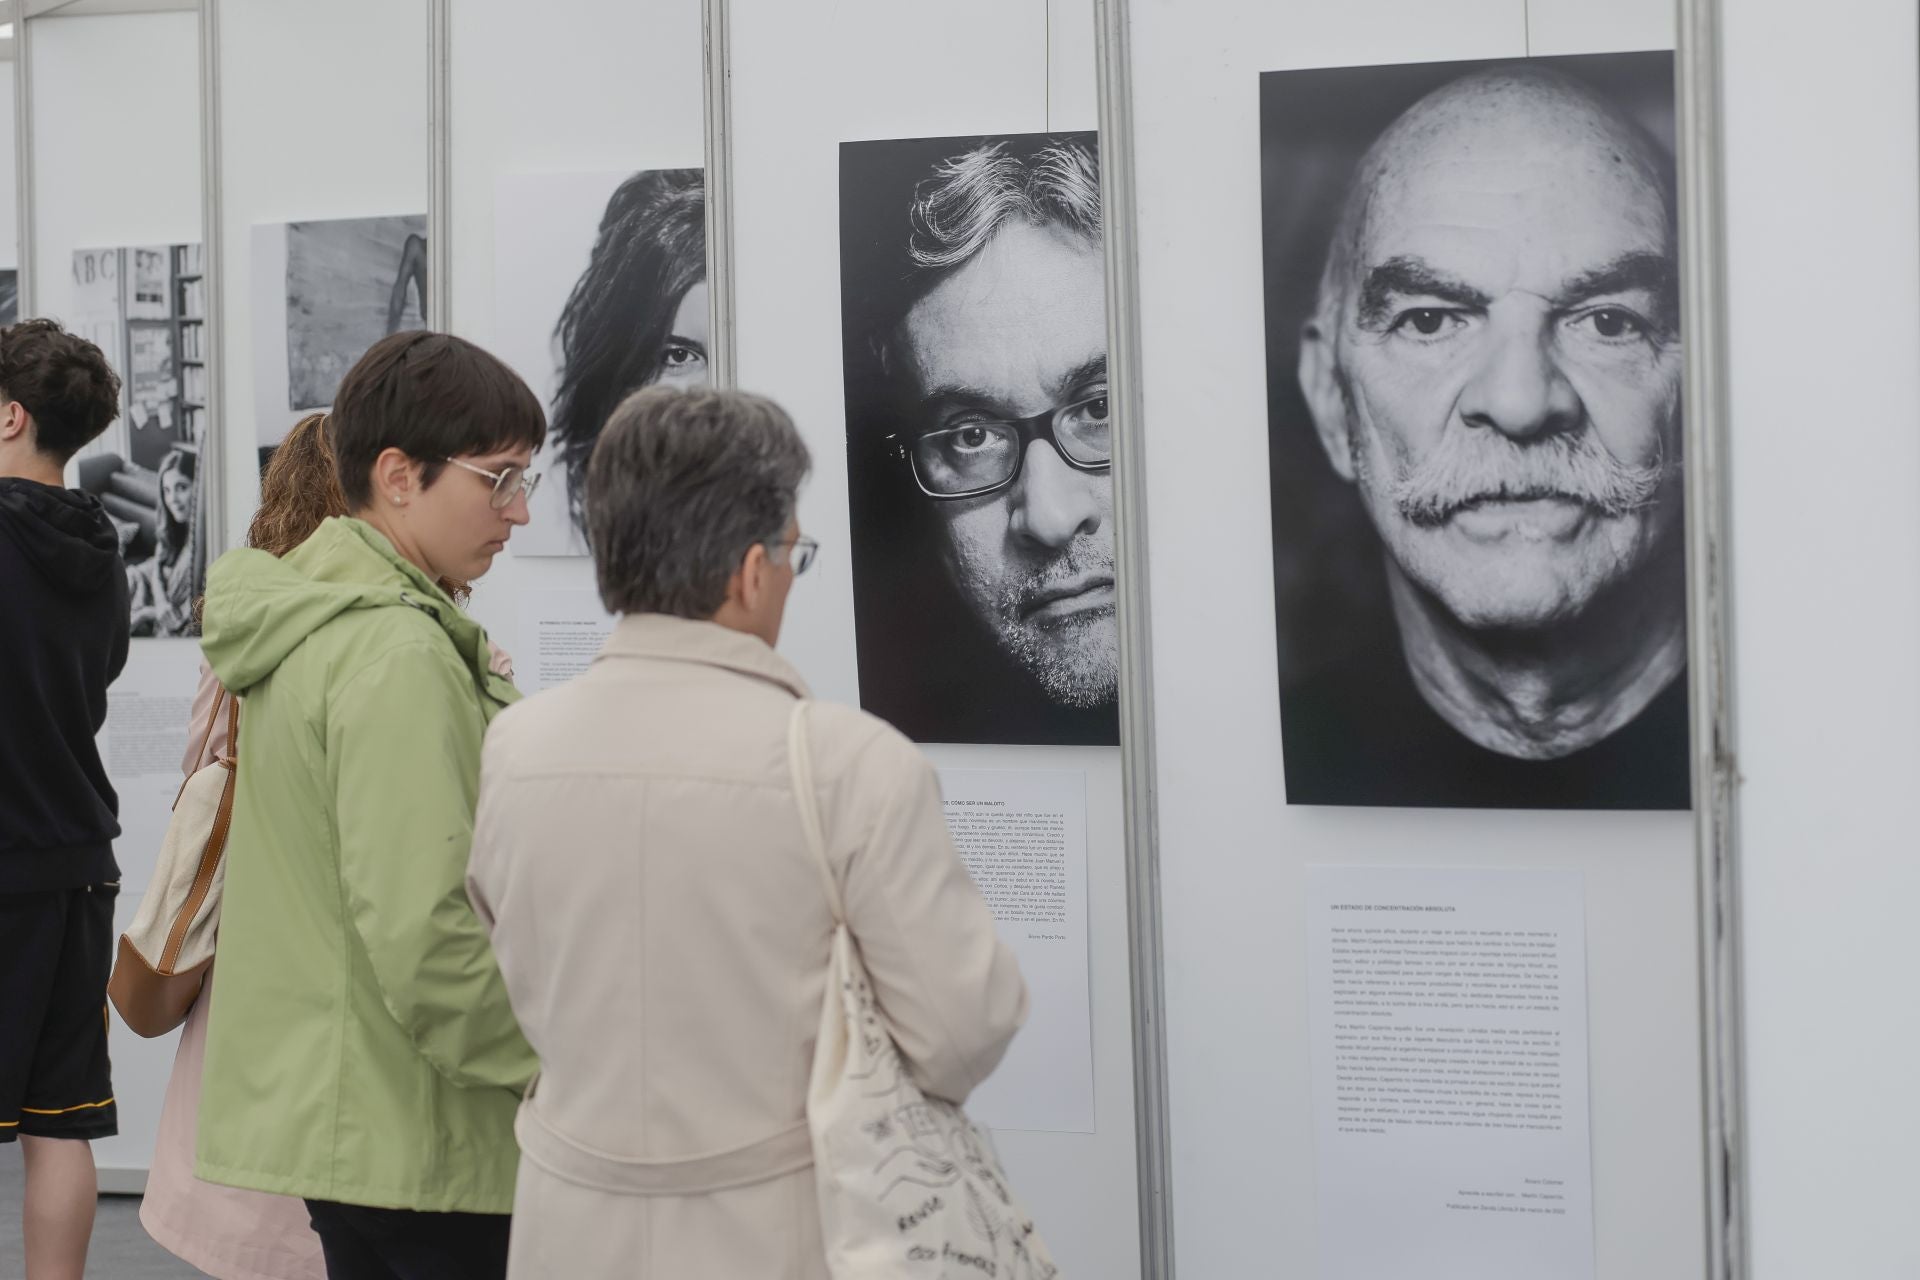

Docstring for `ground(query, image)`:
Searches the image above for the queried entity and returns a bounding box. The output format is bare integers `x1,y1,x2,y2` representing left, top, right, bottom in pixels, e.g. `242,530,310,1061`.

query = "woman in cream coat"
468,387,1027,1279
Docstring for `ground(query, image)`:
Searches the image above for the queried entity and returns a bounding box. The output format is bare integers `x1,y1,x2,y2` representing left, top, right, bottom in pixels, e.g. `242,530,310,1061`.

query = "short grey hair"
587,386,812,618
907,136,1101,271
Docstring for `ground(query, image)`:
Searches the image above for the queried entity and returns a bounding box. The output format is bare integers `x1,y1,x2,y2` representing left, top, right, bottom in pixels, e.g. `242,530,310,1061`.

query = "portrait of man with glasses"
840,132,1117,747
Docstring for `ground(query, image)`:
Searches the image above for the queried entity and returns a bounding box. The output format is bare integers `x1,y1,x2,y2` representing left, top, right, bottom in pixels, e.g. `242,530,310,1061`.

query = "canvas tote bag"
787,701,1060,1280
107,691,238,1037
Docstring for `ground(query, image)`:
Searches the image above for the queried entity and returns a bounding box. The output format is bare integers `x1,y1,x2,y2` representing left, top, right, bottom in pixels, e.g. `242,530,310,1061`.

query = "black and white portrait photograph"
1263,53,1689,810
251,213,427,457
70,242,211,639
494,168,708,557
842,131,1117,748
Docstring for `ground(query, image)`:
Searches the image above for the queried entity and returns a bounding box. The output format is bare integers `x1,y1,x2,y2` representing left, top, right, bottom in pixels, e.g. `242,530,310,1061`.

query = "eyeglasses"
890,393,1111,499
443,456,540,510
771,534,820,576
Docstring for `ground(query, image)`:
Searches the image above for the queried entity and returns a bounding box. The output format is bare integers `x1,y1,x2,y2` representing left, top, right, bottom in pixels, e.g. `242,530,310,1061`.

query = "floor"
0,1143,207,1278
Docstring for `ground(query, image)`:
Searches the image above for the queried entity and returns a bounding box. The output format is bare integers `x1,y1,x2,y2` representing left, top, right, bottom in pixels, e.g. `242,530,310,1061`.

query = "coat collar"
597,613,810,699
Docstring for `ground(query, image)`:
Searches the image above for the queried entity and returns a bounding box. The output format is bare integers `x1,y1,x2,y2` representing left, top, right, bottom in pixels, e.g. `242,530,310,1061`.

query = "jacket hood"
0,477,123,594
201,516,498,696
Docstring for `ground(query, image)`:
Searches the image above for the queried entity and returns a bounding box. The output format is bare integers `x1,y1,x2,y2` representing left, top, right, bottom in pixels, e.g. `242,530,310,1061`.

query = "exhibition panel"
19,4,210,1187
1720,0,1920,1271
443,0,705,664
206,0,429,551
34,1,1915,1274
724,0,1140,1273
1108,0,1711,1275
0,50,15,322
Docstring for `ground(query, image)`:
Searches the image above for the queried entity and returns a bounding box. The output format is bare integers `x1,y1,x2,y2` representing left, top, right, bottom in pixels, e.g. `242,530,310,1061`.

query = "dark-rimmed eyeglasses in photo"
889,393,1111,499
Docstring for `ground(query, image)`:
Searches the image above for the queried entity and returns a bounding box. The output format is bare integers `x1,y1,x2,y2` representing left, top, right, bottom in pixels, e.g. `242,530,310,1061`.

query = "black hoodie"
0,477,130,891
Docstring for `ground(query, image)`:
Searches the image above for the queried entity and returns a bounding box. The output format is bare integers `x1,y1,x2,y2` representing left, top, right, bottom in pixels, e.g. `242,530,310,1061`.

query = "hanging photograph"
69,242,212,639
1261,52,1688,809
841,132,1117,748
251,213,427,459
0,269,19,325
493,168,707,558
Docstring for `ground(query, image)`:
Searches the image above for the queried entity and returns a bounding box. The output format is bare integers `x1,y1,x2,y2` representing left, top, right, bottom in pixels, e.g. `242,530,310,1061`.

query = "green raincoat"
194,516,535,1213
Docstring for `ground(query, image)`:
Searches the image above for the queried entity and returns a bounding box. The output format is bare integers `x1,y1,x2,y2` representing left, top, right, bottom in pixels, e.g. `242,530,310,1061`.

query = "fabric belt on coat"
515,1095,814,1197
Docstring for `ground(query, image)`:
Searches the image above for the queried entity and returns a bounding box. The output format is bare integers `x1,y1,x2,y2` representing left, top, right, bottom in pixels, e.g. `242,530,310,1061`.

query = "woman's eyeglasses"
772,534,820,576
444,456,541,510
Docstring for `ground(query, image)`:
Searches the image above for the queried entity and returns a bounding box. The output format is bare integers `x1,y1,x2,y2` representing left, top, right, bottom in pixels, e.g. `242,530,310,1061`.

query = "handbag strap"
225,686,241,759
786,700,845,925
172,686,229,810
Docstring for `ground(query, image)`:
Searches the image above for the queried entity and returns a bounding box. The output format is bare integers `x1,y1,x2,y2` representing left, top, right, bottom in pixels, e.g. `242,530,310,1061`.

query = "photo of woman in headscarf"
491,167,708,557
128,445,201,637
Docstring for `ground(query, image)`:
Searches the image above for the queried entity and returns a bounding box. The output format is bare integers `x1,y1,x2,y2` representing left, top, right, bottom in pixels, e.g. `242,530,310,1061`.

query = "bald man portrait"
1263,53,1690,810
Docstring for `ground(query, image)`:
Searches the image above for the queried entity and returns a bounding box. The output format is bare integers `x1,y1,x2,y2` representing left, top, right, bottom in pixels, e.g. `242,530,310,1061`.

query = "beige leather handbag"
788,701,1060,1280
107,692,238,1038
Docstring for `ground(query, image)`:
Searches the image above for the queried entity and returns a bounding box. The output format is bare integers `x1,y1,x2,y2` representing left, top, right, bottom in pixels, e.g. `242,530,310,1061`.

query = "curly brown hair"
248,413,470,598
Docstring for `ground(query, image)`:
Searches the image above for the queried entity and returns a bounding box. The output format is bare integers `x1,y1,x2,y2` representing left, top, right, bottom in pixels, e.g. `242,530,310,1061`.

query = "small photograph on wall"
0,269,18,325
70,242,212,639
493,168,707,558
841,132,1118,748
1261,52,1689,809
251,213,427,460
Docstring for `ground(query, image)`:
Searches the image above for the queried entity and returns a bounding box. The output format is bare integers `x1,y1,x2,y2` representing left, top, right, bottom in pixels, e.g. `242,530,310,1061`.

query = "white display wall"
1720,1,1920,1274
445,0,704,651
1118,1,1709,1276
208,0,428,556
22,7,206,1188
724,2,1139,1274
18,1,1920,1275
0,56,17,277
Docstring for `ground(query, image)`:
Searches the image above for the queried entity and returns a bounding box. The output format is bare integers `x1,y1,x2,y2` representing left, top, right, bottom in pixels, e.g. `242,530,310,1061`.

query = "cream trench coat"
467,614,1029,1279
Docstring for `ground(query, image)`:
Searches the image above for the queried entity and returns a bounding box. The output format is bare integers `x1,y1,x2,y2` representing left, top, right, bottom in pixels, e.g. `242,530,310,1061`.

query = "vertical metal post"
426,0,450,331
700,0,736,389
196,0,226,551
1092,0,1174,1275
1675,0,1746,1276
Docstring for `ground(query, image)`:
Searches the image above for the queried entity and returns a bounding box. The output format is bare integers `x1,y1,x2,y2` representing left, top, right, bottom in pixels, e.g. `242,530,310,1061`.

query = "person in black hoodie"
0,318,129,1280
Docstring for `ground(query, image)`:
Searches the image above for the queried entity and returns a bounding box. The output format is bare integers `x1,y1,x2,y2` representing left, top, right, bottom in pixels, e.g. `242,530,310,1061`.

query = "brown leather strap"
158,749,238,974
172,687,227,810
225,689,241,759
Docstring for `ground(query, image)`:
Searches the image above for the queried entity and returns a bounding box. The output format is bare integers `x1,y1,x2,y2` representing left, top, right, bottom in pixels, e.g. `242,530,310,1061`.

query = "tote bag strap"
786,700,845,926
172,686,228,810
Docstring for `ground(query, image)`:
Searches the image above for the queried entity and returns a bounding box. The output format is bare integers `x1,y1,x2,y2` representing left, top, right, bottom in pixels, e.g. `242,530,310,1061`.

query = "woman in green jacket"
196,331,545,1279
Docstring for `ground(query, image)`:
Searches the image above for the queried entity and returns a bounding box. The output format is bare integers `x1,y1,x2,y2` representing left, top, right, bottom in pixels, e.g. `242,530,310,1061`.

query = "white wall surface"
727,1,1142,1274
1720,2,1920,1275
0,60,18,272
22,7,205,1185
210,0,428,568
445,0,705,646
1122,1,1707,1276
25,12,200,319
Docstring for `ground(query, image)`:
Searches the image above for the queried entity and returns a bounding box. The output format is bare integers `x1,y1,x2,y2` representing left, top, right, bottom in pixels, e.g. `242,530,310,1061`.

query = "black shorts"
0,884,119,1143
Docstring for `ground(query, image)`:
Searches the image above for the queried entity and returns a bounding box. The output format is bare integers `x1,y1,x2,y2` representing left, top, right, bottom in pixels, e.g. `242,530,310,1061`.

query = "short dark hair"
588,386,811,618
329,330,547,507
0,319,122,463
552,169,705,536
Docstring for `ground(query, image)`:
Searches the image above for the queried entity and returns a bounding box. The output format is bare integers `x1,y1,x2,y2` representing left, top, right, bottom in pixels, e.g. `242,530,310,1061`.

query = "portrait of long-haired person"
128,445,201,638
544,169,708,546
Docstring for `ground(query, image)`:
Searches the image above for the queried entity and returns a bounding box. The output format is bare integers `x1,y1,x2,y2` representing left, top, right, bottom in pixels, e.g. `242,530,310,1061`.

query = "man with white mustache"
1285,63,1690,809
